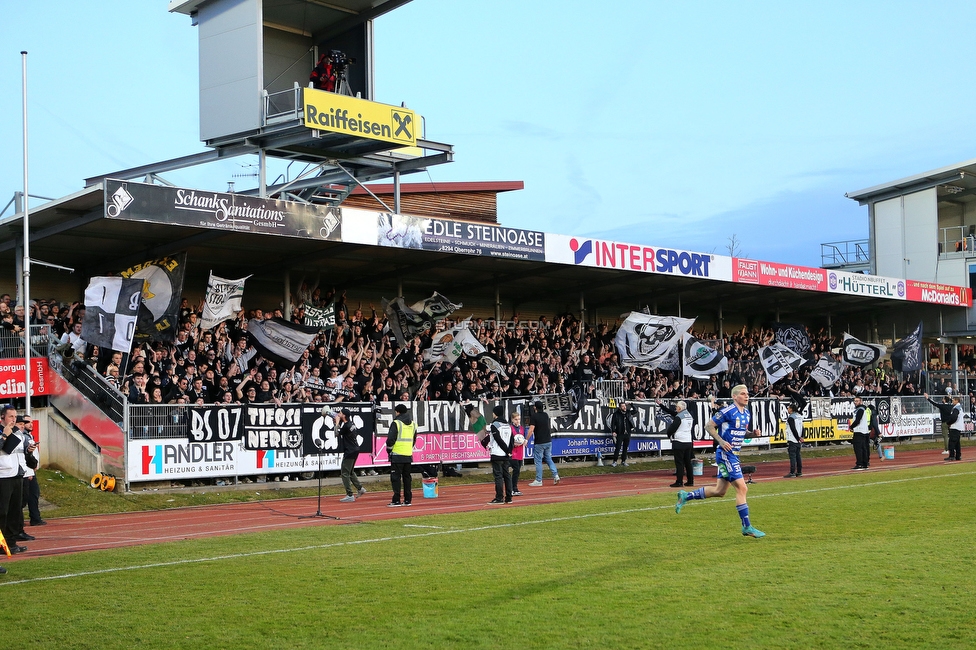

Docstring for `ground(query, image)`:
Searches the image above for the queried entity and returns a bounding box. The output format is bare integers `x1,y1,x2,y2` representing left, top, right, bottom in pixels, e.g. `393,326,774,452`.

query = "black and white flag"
247,317,319,368
475,352,509,379
383,292,461,346
810,357,843,388
841,333,887,368
771,322,811,356
758,343,806,385
120,252,187,342
615,313,694,369
891,322,923,373
200,272,249,330
303,302,336,330
81,277,144,354
682,333,728,378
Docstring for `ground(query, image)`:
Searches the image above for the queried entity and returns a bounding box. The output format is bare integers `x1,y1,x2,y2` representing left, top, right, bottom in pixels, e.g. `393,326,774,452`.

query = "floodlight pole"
21,51,32,416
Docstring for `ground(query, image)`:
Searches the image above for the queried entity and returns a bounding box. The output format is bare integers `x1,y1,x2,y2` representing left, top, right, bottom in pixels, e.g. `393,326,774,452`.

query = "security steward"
850,396,872,470
386,404,417,507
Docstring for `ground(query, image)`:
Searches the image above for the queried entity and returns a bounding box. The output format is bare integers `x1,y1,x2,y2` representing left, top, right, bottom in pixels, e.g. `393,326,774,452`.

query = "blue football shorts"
715,449,744,482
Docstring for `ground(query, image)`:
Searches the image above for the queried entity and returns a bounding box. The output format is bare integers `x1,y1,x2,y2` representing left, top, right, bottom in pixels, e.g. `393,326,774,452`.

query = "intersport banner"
544,233,734,281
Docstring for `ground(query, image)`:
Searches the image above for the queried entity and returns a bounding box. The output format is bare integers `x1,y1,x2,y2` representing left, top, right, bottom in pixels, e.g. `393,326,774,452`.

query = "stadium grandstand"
0,0,973,489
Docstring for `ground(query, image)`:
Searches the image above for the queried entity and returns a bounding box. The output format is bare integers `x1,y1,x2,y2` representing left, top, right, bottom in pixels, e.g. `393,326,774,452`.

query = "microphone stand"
300,448,339,520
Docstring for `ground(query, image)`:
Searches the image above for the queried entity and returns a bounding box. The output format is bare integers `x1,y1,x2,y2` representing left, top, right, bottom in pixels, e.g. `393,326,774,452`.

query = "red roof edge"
350,181,524,195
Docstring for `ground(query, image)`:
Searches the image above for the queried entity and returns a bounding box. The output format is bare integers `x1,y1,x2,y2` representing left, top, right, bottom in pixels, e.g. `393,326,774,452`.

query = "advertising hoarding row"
126,397,943,482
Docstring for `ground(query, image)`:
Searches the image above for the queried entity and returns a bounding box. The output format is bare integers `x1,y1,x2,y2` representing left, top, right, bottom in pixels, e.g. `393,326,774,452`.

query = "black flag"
771,322,811,356
891,322,923,373
248,318,319,368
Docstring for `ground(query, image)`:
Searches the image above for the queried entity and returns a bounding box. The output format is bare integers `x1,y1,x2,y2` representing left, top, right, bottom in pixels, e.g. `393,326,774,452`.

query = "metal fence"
0,324,52,359
129,404,188,440
48,335,126,424
593,379,626,406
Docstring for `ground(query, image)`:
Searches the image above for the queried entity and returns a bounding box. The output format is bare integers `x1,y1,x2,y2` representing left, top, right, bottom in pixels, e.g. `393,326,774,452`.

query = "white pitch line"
402,524,444,529
2,469,972,588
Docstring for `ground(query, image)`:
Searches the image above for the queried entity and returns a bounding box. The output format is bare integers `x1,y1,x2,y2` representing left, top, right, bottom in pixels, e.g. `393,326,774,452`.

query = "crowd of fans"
4,289,973,408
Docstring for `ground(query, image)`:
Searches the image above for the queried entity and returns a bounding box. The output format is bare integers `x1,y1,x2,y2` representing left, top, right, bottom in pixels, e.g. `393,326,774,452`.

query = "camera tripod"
333,65,353,97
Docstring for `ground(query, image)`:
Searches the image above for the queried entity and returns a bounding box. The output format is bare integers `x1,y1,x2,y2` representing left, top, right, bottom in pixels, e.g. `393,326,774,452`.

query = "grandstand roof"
847,158,976,205
0,182,957,335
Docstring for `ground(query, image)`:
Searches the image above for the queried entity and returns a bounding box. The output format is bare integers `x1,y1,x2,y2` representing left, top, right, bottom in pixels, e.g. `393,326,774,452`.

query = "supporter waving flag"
810,357,843,388
247,317,319,368
890,322,922,373
758,342,806,385
681,332,728,378
771,322,811,356
200,272,250,330
303,301,336,330
81,276,144,354
383,291,461,346
475,352,508,379
426,323,482,364
615,313,694,369
841,333,887,368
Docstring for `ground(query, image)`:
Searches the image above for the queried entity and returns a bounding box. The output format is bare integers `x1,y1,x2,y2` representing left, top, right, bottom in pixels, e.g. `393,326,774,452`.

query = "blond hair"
731,384,748,398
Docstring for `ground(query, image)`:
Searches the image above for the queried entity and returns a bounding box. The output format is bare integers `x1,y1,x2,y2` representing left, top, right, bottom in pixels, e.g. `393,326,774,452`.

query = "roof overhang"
846,158,976,205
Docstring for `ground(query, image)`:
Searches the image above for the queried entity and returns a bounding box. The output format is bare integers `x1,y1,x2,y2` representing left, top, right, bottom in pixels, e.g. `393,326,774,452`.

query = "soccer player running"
674,384,766,538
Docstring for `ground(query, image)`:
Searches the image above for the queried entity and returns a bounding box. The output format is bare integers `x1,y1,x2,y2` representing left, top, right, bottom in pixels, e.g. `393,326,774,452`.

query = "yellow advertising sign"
302,88,418,146
774,419,851,444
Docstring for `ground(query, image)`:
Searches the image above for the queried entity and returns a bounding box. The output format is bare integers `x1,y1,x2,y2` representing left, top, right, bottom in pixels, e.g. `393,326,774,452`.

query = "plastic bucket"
422,477,438,498
691,459,703,476
883,445,895,460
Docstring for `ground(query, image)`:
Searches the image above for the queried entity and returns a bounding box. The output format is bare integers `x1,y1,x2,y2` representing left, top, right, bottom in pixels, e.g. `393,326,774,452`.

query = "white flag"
758,343,806,385
810,357,843,388
426,325,485,364
682,333,728,378
200,272,250,330
615,313,695,369
841,333,887,368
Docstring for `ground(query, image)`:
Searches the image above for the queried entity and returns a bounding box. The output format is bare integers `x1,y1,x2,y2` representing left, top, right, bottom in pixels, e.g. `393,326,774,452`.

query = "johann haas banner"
105,179,342,243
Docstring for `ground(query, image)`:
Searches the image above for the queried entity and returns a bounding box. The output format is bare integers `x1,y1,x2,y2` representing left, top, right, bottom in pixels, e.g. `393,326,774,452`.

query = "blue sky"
3,1,976,267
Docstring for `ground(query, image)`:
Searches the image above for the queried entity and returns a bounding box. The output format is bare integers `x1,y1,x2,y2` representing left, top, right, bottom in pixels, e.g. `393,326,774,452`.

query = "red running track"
4,448,964,560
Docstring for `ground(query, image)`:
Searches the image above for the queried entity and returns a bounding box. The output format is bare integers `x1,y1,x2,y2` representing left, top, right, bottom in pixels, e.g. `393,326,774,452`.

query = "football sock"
736,503,750,528
689,487,706,500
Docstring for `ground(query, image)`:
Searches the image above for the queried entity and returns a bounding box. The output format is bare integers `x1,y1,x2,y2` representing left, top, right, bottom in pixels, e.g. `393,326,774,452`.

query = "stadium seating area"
10,290,970,408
